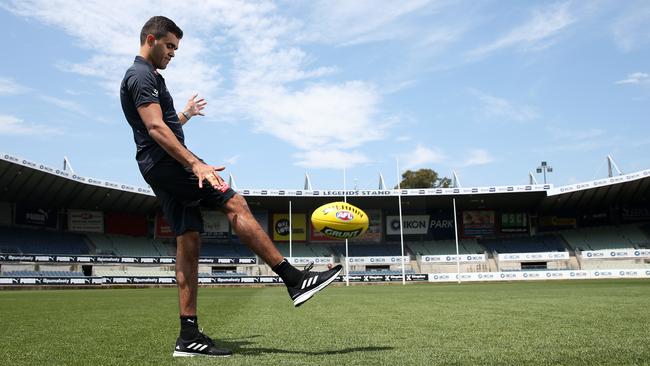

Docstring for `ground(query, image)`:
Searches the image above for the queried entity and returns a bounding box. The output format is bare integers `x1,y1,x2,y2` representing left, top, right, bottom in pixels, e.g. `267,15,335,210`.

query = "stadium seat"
480,234,567,253
0,226,90,255
561,225,645,251
2,270,84,277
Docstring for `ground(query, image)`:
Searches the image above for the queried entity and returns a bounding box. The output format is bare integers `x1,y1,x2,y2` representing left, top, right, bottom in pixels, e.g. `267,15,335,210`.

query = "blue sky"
0,0,649,190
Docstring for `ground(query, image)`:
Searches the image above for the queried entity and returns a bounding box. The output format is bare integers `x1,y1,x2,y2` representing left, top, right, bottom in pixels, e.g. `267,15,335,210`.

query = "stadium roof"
0,153,157,214
1,152,649,215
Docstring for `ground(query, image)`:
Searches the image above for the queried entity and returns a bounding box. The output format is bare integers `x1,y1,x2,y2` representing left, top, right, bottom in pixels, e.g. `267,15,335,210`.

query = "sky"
0,0,649,190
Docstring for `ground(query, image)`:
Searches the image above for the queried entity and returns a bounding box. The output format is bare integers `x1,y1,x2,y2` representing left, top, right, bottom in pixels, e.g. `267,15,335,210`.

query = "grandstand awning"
0,154,159,215
1,152,648,216
538,174,650,213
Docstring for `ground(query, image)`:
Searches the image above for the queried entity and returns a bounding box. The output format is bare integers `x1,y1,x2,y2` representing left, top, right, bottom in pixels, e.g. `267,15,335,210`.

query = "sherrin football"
311,201,369,240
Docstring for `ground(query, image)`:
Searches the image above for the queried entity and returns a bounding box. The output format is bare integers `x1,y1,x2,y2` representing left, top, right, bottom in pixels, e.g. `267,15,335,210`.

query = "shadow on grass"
217,335,394,356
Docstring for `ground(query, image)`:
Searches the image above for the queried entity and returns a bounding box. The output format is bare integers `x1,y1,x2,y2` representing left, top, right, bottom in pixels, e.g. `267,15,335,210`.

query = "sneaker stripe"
301,279,308,289
293,266,342,307
199,345,208,351
188,342,197,349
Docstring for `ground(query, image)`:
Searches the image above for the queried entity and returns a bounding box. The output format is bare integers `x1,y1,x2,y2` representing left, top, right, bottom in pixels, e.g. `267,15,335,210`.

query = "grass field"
1,280,649,366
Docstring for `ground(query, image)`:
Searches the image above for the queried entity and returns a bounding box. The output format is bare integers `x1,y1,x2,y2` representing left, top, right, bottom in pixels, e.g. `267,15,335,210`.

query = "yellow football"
311,201,369,240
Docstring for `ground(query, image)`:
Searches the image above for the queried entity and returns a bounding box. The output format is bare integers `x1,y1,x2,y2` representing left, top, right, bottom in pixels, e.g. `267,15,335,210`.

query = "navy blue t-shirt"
120,56,186,175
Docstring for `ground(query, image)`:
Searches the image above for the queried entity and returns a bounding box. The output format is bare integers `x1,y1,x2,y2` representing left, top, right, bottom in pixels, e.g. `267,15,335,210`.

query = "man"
120,16,342,358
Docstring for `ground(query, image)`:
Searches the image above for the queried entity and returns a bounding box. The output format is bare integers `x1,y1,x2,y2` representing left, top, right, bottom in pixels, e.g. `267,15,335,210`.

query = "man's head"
139,16,183,70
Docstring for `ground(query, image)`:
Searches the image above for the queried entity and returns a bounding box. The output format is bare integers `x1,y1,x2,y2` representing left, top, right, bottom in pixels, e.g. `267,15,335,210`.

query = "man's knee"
225,194,250,214
177,230,200,242
177,231,201,255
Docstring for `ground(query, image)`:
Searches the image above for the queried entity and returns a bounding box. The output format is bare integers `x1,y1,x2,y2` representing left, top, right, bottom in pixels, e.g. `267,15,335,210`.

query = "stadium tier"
3,270,84,277
1,153,649,285
328,243,404,256
641,224,650,247
94,268,174,277
0,226,90,255
275,243,332,257
561,224,647,251
87,233,174,257
199,271,248,276
199,242,255,257
479,234,567,253
350,270,416,275
407,239,484,255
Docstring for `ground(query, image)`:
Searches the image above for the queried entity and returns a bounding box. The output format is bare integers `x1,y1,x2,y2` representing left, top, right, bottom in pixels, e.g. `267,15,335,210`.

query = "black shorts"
143,157,236,236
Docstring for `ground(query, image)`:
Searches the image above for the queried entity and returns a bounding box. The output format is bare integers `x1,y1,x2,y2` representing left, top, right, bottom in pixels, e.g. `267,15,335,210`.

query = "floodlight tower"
536,161,553,184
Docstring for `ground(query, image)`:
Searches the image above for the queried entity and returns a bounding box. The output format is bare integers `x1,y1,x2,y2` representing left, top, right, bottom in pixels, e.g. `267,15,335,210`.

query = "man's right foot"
172,331,232,358
286,262,342,307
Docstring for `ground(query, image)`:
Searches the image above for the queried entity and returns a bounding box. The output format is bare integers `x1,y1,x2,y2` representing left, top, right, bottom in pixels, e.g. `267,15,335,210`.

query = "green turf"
1,280,649,366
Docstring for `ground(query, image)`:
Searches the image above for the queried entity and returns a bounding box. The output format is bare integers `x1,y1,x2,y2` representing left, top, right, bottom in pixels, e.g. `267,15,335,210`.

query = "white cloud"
0,77,29,95
248,82,386,152
467,2,576,59
611,3,650,52
3,0,392,170
461,149,494,167
299,0,440,45
400,145,493,170
546,126,605,141
400,144,446,169
294,149,371,169
3,1,228,101
469,88,539,122
537,126,613,153
224,155,240,165
39,95,88,115
0,114,63,135
615,72,650,85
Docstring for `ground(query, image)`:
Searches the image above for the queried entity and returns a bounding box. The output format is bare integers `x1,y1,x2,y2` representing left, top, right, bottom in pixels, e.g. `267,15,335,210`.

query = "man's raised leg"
222,195,283,266
222,194,343,306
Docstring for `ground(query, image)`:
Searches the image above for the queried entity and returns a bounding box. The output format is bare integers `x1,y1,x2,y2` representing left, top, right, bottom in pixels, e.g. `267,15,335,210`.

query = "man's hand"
191,161,227,190
183,93,207,118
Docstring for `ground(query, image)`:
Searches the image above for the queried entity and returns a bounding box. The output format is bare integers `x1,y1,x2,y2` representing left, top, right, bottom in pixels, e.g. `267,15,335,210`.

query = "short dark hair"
140,16,183,45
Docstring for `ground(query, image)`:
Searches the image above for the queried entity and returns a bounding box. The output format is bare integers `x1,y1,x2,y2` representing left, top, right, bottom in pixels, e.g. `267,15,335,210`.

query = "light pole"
536,161,553,184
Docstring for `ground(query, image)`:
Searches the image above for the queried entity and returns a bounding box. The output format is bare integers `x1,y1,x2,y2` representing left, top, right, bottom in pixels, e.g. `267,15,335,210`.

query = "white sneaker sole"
293,267,342,307
172,350,231,358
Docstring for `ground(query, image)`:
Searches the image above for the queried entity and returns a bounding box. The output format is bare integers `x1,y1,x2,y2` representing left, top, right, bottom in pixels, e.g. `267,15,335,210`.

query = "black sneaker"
287,262,342,307
172,331,232,358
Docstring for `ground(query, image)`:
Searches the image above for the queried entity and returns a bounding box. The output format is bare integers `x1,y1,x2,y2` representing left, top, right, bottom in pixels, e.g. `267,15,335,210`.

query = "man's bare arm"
137,102,224,188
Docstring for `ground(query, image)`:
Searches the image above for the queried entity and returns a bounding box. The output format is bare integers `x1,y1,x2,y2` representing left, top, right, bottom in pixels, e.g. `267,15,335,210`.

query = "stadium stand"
561,225,647,251
275,243,332,257
0,226,90,255
479,234,567,253
328,243,404,256
2,270,84,277
579,260,647,270
350,270,415,275
199,241,255,257
93,268,249,277
94,268,174,277
86,233,171,257
199,271,248,277
641,224,650,247
408,239,484,255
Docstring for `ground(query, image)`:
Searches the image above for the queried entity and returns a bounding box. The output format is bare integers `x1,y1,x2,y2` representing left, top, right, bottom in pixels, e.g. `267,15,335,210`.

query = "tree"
395,168,451,189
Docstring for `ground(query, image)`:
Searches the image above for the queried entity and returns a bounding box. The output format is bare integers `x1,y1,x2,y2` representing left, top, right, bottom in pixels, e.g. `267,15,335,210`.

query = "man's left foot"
286,262,342,307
